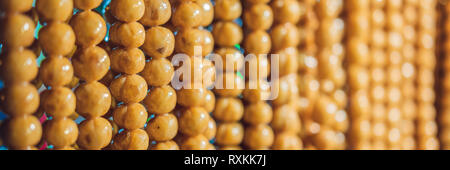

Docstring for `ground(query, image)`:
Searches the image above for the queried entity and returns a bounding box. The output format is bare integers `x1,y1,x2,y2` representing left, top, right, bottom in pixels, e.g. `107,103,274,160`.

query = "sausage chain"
108,0,149,150
383,0,404,150
242,0,274,150
368,0,388,150
69,0,113,150
212,0,245,150
439,0,450,150
172,0,216,150
296,0,321,150
34,0,79,150
399,0,417,150
415,0,439,150
139,0,179,150
347,0,371,150
270,0,303,150
312,0,346,150
0,0,42,150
